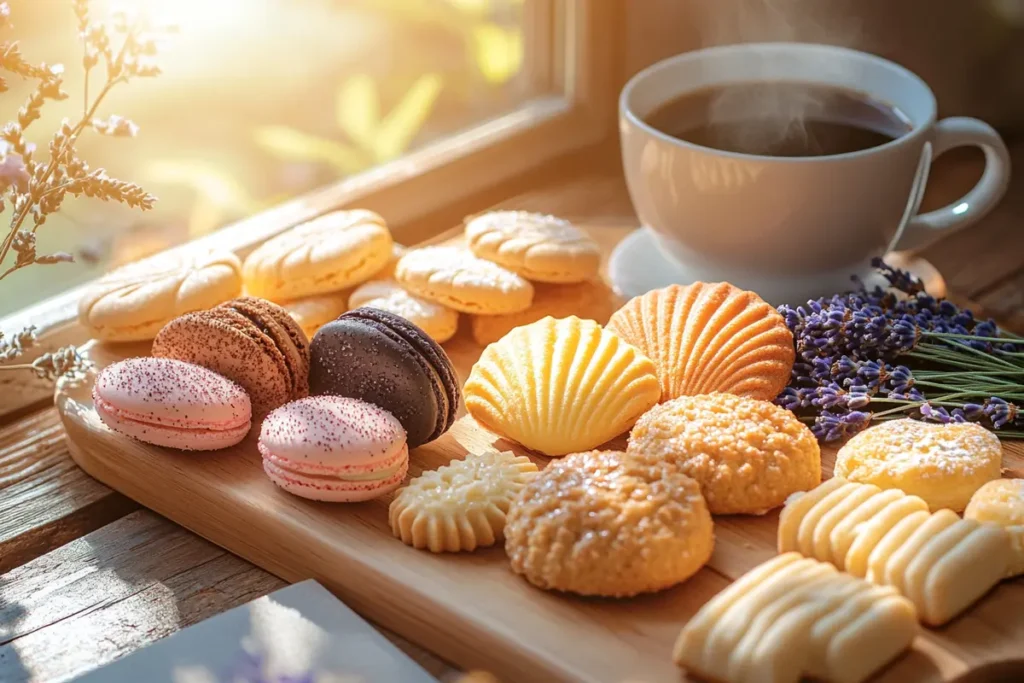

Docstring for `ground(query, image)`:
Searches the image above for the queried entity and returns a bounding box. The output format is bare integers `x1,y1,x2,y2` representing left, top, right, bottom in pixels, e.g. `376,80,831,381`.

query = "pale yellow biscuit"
281,292,349,339
464,316,661,457
505,451,713,597
834,418,1003,512
78,248,242,342
627,393,820,515
389,450,539,552
777,478,1012,625
469,279,619,346
464,210,600,283
965,478,1024,576
349,281,459,343
395,246,533,314
243,209,392,301
673,553,918,683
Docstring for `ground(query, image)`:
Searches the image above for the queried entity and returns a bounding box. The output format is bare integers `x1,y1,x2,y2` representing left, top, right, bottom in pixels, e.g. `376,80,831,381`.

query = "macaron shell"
310,318,441,448
92,357,251,450
96,397,250,450
258,395,407,468
263,455,408,502
344,307,461,440
225,297,310,399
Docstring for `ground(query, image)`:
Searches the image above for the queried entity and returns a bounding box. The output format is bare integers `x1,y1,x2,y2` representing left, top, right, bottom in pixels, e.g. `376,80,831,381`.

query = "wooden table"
3,154,1024,683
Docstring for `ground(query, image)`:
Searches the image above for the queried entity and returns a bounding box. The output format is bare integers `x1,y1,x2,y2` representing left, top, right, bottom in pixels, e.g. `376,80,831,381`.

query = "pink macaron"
93,357,252,451
259,395,409,502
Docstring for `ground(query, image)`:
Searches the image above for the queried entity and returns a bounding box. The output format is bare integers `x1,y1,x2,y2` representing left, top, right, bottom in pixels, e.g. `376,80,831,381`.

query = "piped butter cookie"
350,281,458,343
395,246,533,314
389,450,539,552
243,209,392,300
464,210,600,283
965,478,1024,577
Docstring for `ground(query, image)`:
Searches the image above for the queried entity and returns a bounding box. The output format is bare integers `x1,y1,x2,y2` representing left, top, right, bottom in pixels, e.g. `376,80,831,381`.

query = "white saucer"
608,227,947,305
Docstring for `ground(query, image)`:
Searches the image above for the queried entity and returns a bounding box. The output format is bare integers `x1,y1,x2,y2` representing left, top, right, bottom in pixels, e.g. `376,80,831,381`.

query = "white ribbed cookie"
243,209,392,300
395,246,533,314
349,281,459,343
465,211,600,283
79,248,242,341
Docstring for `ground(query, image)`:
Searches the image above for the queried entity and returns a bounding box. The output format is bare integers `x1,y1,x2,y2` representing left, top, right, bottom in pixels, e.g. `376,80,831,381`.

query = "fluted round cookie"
243,209,392,300
470,279,619,346
834,418,1002,512
965,479,1024,576
395,246,533,314
79,249,242,341
505,450,714,597
628,393,820,515
464,211,600,283
350,281,458,343
464,316,661,456
606,282,794,402
389,450,539,552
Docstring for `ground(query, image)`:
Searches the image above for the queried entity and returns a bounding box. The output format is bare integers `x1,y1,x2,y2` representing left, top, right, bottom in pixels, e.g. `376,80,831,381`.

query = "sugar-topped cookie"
628,393,820,515
965,478,1024,576
464,210,600,283
389,450,539,552
505,450,714,597
395,246,533,314
464,316,661,456
834,418,1003,512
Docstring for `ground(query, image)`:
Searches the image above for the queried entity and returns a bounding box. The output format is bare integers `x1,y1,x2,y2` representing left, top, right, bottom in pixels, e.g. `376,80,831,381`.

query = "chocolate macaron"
153,296,310,415
309,307,460,448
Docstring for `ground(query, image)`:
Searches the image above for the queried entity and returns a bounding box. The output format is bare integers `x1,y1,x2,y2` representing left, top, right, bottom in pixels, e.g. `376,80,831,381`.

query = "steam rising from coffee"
693,0,866,156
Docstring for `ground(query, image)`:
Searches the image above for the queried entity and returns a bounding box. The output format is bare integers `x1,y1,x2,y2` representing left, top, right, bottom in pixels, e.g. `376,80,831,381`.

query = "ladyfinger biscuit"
920,521,1011,626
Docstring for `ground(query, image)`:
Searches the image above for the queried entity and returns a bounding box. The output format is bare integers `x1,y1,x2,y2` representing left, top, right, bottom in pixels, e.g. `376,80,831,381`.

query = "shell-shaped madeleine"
464,316,661,456
606,283,794,402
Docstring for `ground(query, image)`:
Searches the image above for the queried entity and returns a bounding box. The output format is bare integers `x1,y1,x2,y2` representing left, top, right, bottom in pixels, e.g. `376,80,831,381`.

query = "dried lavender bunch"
0,0,163,381
778,258,1024,441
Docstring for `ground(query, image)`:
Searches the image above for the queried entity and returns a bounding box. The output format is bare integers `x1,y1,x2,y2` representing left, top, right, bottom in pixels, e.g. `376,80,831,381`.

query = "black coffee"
645,82,912,157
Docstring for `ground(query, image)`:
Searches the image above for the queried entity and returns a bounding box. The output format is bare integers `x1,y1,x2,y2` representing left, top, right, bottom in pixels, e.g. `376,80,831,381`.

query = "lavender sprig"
777,259,1024,441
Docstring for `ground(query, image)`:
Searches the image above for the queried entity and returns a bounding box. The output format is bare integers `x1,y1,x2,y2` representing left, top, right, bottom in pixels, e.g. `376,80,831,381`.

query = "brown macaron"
153,297,310,415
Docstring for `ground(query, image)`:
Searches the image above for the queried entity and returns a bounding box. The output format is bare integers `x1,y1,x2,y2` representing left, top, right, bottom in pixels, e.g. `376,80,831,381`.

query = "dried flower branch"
0,0,164,382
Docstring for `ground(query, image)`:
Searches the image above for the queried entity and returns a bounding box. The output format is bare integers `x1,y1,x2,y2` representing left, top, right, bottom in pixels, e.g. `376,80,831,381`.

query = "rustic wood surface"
2,156,1024,682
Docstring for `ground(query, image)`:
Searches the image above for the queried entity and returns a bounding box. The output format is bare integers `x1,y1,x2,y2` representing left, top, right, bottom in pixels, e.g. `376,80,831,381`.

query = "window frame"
0,0,626,414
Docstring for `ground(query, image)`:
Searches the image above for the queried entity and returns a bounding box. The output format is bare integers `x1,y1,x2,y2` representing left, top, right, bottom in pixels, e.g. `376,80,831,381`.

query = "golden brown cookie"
464,316,661,456
243,210,392,300
628,393,820,515
469,279,619,346
834,418,1003,512
79,249,242,342
505,450,713,597
389,450,539,552
375,243,407,279
464,210,600,283
965,479,1024,576
395,246,533,314
606,282,794,402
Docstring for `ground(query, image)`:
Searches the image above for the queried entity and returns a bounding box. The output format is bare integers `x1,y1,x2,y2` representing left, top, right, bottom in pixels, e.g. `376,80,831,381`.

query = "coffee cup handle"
893,117,1011,252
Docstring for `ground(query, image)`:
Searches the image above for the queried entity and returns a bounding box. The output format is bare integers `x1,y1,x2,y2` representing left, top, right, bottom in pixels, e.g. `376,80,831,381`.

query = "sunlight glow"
117,0,257,31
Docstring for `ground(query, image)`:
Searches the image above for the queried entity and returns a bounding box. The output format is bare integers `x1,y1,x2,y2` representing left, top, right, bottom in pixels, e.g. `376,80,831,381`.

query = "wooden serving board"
56,228,1024,683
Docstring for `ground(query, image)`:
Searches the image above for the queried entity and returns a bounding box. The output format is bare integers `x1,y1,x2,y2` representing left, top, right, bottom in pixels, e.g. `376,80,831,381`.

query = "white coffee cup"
617,42,1010,304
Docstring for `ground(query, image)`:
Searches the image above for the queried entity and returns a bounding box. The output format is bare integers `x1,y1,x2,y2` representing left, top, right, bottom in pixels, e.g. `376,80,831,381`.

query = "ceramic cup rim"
620,42,938,163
